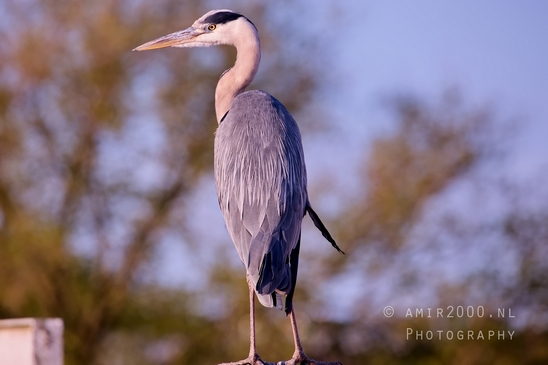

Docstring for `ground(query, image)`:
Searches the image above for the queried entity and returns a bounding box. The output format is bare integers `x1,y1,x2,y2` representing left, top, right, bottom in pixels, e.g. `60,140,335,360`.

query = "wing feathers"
215,91,341,312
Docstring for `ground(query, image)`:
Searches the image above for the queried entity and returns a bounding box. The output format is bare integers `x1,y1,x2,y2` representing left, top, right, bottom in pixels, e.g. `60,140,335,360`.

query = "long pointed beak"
133,27,201,51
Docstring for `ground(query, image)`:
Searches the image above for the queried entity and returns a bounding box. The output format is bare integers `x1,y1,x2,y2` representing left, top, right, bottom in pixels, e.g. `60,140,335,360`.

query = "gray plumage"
215,90,307,310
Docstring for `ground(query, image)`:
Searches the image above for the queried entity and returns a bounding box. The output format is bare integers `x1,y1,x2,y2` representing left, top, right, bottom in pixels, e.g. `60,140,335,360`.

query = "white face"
133,9,254,51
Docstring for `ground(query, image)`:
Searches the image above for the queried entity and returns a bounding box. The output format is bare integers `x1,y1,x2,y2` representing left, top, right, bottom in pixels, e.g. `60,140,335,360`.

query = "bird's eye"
208,24,216,31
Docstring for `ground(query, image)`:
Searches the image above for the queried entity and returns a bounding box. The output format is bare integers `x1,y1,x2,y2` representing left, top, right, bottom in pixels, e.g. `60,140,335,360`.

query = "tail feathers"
251,244,292,311
306,203,345,255
256,291,283,310
250,253,287,311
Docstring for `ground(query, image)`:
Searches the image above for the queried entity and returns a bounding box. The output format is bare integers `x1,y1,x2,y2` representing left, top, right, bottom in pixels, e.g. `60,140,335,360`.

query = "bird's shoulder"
230,90,290,119
221,90,299,140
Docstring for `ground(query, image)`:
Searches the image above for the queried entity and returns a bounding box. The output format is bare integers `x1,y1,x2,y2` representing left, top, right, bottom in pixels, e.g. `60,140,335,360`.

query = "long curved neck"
215,22,261,123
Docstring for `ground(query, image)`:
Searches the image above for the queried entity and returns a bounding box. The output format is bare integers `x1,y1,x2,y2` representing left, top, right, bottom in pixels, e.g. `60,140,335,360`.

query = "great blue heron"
134,9,344,365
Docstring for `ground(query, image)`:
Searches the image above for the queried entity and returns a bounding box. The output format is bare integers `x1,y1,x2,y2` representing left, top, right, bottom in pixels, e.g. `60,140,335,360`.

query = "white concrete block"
0,318,63,365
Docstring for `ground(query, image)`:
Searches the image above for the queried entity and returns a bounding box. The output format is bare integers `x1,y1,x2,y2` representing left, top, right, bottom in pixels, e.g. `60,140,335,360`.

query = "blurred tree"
311,91,548,364
339,91,493,255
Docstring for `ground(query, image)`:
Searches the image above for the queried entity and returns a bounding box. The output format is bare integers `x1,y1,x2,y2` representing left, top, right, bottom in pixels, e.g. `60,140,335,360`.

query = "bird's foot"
276,350,342,365
218,353,277,365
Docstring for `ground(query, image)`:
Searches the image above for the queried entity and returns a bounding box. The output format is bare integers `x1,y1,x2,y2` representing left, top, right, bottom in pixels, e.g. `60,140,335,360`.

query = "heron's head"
133,9,257,51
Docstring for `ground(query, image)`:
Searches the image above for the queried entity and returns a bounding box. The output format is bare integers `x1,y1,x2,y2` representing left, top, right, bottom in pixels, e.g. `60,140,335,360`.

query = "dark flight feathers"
306,203,345,255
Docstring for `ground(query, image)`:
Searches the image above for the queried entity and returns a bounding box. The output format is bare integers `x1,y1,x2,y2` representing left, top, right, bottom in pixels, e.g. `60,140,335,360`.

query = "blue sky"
327,1,548,175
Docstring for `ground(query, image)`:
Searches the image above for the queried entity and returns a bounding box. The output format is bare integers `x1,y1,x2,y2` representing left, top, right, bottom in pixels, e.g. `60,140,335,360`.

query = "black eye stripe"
204,11,243,25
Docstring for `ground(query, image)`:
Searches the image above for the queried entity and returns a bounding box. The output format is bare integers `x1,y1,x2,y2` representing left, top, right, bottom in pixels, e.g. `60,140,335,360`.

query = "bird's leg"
278,309,342,365
247,274,259,361
218,276,274,365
